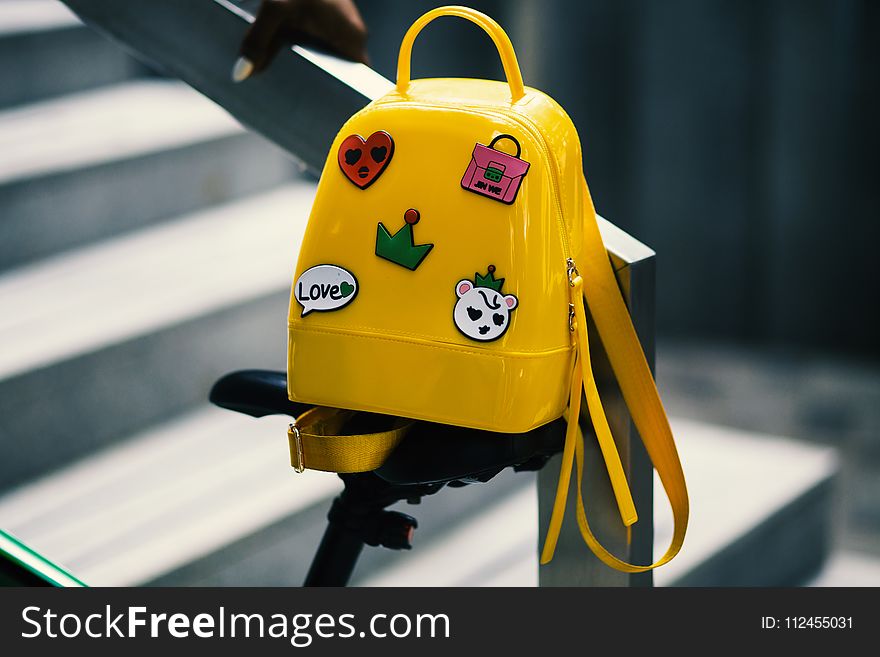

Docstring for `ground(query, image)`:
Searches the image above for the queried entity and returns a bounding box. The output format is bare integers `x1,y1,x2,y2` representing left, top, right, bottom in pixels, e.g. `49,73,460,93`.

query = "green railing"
0,529,86,587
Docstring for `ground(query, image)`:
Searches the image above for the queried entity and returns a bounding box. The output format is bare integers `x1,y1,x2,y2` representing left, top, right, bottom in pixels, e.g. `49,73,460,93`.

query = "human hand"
233,0,368,82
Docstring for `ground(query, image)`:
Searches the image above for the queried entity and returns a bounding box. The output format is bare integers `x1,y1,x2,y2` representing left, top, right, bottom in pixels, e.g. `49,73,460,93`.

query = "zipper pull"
567,258,580,332
566,257,580,287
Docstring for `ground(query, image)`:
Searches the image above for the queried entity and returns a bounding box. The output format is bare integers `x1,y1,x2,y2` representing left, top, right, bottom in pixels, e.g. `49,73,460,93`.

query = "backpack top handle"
395,5,526,103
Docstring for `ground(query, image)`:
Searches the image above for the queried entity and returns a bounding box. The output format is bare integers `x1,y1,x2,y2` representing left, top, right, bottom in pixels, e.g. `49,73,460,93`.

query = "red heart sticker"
337,131,394,189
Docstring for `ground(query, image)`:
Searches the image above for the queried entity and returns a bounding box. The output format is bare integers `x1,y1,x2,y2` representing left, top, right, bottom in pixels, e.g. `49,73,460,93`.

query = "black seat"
210,369,306,418
210,369,565,486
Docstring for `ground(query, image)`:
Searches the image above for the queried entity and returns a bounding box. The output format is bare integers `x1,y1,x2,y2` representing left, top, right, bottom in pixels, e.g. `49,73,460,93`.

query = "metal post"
62,0,655,587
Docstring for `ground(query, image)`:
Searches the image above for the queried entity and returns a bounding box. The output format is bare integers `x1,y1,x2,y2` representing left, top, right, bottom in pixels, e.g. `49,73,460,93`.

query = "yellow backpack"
286,5,688,572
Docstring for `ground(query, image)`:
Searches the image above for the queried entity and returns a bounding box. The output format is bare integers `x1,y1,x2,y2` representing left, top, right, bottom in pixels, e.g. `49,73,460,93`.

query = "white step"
356,483,538,587
355,418,838,586
0,181,316,490
653,418,837,586
0,1,79,35
807,549,880,587
0,79,300,268
0,407,342,586
149,465,533,587
0,412,837,587
0,1,141,108
0,402,534,587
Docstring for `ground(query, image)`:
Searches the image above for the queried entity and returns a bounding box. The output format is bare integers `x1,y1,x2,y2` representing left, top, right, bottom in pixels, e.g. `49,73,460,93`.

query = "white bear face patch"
453,279,518,342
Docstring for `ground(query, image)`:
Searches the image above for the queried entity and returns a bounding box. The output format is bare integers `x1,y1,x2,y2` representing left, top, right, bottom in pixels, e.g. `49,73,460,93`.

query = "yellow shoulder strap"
541,180,689,572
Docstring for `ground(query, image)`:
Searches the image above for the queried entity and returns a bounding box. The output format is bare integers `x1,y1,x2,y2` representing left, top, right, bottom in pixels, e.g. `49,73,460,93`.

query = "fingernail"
231,56,254,82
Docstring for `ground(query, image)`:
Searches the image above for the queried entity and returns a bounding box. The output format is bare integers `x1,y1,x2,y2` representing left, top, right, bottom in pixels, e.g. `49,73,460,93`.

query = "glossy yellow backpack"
286,6,688,571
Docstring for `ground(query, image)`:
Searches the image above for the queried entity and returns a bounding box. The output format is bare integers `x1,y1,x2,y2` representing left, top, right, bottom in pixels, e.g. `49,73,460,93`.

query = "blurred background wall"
359,0,879,355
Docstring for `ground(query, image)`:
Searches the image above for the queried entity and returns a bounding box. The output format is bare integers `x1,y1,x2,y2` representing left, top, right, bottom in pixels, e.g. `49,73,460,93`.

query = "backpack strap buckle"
288,422,305,473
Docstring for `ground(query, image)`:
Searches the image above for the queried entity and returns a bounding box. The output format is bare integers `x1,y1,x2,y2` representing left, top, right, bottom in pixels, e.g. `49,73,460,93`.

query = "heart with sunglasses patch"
337,131,395,189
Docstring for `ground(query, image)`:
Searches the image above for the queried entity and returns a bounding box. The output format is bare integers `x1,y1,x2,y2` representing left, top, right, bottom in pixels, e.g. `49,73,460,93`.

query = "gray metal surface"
60,0,656,586
62,0,393,176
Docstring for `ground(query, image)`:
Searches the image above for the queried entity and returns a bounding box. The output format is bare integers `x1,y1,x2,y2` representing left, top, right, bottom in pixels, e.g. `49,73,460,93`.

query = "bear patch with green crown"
453,265,518,342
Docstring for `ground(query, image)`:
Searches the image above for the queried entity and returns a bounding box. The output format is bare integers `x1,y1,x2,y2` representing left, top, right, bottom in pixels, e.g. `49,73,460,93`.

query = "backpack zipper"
494,107,573,260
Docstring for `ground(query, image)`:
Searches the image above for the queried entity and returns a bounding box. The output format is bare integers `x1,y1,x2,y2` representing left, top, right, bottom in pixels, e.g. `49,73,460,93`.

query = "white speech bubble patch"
294,264,358,316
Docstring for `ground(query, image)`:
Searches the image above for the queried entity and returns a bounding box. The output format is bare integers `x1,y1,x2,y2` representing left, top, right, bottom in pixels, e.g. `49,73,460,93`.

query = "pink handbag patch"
460,134,530,204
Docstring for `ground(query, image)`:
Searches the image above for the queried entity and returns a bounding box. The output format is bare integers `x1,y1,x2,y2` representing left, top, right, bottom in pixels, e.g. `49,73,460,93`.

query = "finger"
236,0,289,79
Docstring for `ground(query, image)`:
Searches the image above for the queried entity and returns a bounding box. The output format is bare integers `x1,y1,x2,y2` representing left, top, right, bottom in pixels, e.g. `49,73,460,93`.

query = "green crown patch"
375,209,434,271
474,265,504,291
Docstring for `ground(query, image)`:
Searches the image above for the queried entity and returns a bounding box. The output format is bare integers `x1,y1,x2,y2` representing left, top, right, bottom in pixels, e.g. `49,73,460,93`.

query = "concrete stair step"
653,418,838,586
0,402,534,588
0,0,143,108
806,549,880,586
0,181,315,491
354,483,538,588
0,407,341,586
0,411,839,587
0,79,300,270
357,418,839,587
148,469,534,587
0,400,535,587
